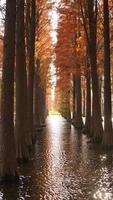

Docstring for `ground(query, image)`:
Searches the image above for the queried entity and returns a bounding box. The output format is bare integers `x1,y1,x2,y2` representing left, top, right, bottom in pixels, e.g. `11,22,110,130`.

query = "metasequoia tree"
34,60,46,129
15,0,29,162
82,53,91,135
0,0,18,182
78,0,91,134
79,0,103,141
35,0,52,127
79,0,113,143
27,0,36,143
55,76,71,120
102,0,113,147
55,0,85,126
0,37,3,65
55,1,76,120
72,21,85,129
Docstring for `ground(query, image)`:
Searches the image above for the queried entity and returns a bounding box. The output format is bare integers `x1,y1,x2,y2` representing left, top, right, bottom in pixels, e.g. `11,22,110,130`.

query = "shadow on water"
1,115,113,200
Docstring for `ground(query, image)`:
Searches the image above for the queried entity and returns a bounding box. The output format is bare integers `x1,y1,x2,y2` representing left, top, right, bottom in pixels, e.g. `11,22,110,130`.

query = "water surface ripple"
1,116,113,200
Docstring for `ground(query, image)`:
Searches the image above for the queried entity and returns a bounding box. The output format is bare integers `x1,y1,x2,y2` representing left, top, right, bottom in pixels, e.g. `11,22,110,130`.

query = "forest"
0,0,113,199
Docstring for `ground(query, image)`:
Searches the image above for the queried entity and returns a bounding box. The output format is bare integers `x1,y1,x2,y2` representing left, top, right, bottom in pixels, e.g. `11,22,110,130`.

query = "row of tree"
0,0,50,182
54,0,113,146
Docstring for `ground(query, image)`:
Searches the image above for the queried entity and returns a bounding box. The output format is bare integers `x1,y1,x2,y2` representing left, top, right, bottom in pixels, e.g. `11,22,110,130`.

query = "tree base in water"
73,124,84,130
82,127,89,134
17,157,29,164
0,174,19,184
41,123,46,127
102,144,113,151
92,137,102,143
35,126,43,131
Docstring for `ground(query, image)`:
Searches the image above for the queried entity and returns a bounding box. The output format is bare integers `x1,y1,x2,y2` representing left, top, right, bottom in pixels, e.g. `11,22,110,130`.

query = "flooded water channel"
1,115,113,200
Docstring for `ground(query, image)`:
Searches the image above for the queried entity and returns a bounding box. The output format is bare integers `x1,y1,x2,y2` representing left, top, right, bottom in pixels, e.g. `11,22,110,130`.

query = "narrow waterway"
1,115,113,200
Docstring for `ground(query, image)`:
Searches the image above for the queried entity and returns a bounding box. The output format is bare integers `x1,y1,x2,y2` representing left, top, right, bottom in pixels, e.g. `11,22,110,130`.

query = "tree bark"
72,67,83,129
72,75,76,121
102,0,113,147
34,61,46,130
83,68,91,135
88,0,103,142
0,0,18,182
15,0,29,162
27,0,36,142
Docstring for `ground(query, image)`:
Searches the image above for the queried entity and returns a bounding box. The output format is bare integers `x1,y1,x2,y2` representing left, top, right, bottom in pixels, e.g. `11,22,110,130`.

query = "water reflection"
0,115,113,200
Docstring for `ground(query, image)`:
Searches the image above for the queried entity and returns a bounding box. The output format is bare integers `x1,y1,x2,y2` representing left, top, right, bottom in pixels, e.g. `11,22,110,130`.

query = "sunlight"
0,0,5,4
46,116,67,197
49,0,59,45
0,0,6,32
94,190,112,200
93,166,113,200
48,1,59,105
50,9,58,45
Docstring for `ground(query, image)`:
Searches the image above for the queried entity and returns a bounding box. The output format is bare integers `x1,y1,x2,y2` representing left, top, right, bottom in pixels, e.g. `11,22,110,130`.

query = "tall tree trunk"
88,0,103,142
27,0,36,143
82,78,86,117
0,0,18,182
72,75,76,121
73,67,83,129
34,61,46,129
83,67,91,135
15,0,29,162
34,74,42,130
102,0,113,147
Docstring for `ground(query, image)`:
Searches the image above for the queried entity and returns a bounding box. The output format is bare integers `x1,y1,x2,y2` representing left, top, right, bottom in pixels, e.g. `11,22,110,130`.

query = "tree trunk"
83,69,91,135
73,67,83,129
27,0,36,143
102,0,113,147
88,0,103,142
34,68,43,130
15,0,29,162
34,61,46,130
72,75,76,121
0,0,18,182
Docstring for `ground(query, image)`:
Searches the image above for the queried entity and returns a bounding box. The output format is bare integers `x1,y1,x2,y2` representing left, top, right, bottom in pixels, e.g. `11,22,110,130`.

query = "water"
0,115,113,200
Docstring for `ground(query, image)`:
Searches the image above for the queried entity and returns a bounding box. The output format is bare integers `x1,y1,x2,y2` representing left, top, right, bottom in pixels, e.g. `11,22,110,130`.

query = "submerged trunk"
102,0,113,147
0,0,18,182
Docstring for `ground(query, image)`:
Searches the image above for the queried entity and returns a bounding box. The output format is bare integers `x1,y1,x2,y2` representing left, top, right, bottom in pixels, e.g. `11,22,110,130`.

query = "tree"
35,0,52,126
0,0,18,182
15,0,29,162
83,61,91,135
73,69,83,129
102,0,113,147
85,0,103,141
27,0,36,143
34,60,47,129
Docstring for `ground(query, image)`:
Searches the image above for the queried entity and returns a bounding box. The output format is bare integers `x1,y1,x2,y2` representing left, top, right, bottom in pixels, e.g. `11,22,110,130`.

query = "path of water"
0,116,113,200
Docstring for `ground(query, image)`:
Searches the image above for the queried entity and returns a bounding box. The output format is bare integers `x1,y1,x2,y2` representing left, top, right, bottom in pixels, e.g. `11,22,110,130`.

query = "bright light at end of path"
50,63,56,101
49,1,59,102
49,1,59,45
